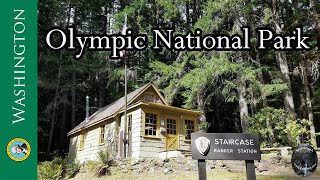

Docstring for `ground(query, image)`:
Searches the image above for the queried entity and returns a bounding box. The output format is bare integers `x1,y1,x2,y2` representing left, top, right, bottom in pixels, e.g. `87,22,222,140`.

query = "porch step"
159,151,184,159
180,150,192,157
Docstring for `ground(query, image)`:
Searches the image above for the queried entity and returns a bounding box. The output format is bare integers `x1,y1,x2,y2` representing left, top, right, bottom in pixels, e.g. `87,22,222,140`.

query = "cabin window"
144,93,155,102
184,120,195,140
99,125,105,145
166,118,177,135
127,114,132,132
144,113,158,136
79,133,85,150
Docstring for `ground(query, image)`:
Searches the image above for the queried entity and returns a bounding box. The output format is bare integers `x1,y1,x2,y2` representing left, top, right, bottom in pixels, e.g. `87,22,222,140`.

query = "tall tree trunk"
238,72,249,133
59,91,68,154
186,2,190,28
249,91,256,116
310,0,320,41
271,2,296,120
71,69,76,129
98,73,106,108
191,0,198,24
271,1,301,145
236,53,249,133
246,3,268,110
276,50,300,145
46,57,62,158
301,60,317,147
276,51,296,117
309,0,320,147
234,17,249,133
214,93,222,132
247,6,275,143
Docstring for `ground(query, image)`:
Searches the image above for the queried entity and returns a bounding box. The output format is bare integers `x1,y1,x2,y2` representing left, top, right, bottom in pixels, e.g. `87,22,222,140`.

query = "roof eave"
67,101,202,136
67,115,114,136
141,102,202,115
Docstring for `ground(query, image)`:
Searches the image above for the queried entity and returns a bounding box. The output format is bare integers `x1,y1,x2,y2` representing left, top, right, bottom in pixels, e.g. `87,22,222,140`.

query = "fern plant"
38,161,63,180
95,150,112,177
66,161,81,178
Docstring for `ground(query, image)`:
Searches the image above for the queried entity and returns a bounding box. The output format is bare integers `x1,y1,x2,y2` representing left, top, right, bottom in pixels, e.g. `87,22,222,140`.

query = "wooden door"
166,118,178,150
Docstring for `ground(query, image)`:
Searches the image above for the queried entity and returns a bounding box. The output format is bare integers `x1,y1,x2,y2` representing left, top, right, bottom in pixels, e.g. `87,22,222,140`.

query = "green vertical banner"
0,1,37,179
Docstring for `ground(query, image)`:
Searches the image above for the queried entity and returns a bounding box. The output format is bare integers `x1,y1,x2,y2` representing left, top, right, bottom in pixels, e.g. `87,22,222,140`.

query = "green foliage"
66,161,81,178
282,118,311,147
38,161,63,180
82,151,112,177
38,0,320,157
95,150,112,177
262,8,273,24
97,149,110,166
249,108,311,148
84,160,100,172
198,121,210,132
38,157,71,179
51,157,66,169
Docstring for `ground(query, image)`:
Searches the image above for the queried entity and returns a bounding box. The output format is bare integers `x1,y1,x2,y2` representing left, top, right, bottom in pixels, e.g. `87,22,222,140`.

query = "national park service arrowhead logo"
195,137,210,156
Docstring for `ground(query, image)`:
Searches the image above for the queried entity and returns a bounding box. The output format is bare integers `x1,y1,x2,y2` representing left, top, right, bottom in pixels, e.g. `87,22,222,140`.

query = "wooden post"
119,130,124,157
245,160,256,180
198,159,207,180
122,14,128,158
192,133,260,180
123,57,127,158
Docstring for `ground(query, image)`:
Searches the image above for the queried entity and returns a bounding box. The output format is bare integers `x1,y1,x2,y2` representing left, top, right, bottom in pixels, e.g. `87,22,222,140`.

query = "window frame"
143,109,160,138
79,132,86,150
98,125,106,145
183,117,197,141
165,115,179,135
144,92,156,103
127,114,133,133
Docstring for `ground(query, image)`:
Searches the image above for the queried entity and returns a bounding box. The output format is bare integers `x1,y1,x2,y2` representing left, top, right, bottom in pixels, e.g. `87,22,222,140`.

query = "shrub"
51,157,66,169
38,161,63,180
84,160,100,172
249,107,311,147
96,150,112,177
66,161,81,178
281,118,311,146
198,121,210,132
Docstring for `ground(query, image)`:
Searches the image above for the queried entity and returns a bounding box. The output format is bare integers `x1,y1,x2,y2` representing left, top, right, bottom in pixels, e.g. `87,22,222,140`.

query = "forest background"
38,0,320,161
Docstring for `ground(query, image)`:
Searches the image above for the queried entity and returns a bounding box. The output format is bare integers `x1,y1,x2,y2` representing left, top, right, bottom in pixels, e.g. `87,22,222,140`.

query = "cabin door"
166,118,179,150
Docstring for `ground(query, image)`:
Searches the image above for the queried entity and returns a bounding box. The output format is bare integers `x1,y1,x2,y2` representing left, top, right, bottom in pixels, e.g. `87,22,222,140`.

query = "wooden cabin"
67,83,201,162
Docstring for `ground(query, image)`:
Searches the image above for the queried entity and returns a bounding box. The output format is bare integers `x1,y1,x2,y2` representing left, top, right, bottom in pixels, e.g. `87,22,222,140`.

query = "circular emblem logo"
7,138,31,162
291,144,318,177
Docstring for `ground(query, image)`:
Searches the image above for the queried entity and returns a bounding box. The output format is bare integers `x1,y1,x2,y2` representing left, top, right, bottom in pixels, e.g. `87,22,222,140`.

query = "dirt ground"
71,168,320,180
69,155,320,180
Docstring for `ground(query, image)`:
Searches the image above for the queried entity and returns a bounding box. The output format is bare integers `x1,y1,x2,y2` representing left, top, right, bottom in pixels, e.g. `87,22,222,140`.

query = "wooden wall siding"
67,119,118,163
68,105,198,161
139,106,198,157
67,136,78,162
113,115,120,156
119,108,142,158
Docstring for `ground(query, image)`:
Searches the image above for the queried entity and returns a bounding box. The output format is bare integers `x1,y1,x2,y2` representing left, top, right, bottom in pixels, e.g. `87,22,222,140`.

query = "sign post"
198,159,207,180
245,160,256,180
191,133,261,180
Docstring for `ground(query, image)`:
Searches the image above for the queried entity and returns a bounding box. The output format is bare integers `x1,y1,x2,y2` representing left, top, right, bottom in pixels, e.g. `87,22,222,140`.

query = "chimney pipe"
86,96,89,122
94,97,98,108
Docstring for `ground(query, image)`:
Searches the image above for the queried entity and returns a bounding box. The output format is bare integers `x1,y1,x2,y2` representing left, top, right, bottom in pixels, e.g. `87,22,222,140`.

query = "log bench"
261,147,320,156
